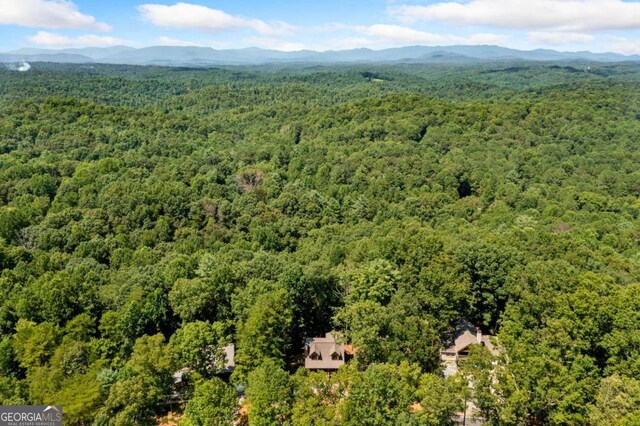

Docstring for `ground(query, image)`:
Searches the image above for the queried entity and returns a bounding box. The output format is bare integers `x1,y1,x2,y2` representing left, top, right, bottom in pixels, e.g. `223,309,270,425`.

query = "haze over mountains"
2,45,639,66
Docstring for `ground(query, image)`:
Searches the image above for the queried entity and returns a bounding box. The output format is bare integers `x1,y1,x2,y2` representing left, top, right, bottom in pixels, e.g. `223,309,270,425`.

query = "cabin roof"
304,333,346,370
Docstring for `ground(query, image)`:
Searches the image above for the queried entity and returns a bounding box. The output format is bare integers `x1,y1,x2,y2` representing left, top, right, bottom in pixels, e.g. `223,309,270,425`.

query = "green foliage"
455,242,521,328
292,369,351,426
12,320,60,370
413,374,463,426
0,207,29,243
1,62,640,424
169,320,228,377
183,378,237,426
589,374,640,426
246,359,294,426
54,364,105,426
99,334,174,426
345,259,399,304
334,300,387,364
459,345,500,422
341,362,420,426
0,336,19,378
234,288,293,380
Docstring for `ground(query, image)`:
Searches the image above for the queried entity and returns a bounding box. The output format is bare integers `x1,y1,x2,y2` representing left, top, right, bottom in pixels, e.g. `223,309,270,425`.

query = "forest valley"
0,61,640,425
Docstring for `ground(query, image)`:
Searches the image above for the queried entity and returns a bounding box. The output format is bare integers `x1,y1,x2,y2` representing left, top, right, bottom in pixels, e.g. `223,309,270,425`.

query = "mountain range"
1,45,639,66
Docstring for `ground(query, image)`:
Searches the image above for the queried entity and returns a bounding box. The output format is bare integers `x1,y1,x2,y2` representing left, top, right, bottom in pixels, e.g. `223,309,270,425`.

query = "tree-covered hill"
1,62,640,425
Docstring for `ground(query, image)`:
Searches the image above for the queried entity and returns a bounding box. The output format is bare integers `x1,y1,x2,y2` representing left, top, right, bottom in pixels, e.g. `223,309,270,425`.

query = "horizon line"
4,44,640,58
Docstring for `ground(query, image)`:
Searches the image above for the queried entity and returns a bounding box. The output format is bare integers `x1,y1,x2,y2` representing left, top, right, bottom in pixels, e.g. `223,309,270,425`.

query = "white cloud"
0,0,110,31
355,24,508,46
28,31,130,47
310,22,353,33
528,32,594,45
138,2,296,36
603,36,640,55
153,35,306,51
156,36,203,47
391,0,640,32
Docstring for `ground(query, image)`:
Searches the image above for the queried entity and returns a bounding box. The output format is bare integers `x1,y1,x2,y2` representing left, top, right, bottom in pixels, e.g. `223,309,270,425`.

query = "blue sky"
1,0,640,54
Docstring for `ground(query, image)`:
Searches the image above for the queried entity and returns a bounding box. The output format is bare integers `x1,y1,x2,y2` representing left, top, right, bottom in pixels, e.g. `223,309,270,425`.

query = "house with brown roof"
441,320,499,377
304,333,353,372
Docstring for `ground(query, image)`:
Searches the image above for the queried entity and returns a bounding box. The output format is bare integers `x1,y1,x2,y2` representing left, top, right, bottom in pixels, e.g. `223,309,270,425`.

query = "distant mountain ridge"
2,45,639,66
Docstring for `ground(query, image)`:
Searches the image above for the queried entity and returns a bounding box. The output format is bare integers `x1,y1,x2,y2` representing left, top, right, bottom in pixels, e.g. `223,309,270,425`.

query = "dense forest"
1,61,640,425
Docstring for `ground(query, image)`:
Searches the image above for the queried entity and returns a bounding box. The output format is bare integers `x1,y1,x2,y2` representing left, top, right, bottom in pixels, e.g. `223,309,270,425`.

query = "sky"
0,0,639,54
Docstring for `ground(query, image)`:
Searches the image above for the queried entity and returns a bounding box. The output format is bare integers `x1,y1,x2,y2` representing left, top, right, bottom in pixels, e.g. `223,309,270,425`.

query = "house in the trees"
172,343,236,388
440,320,499,377
304,333,353,372
220,343,235,375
